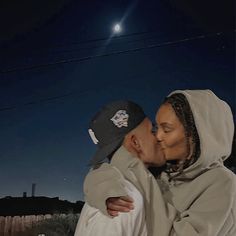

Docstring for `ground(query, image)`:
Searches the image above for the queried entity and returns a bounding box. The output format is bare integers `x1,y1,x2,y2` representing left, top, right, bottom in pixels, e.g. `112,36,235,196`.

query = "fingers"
120,195,134,203
106,196,134,217
107,209,119,217
115,197,134,210
107,197,134,211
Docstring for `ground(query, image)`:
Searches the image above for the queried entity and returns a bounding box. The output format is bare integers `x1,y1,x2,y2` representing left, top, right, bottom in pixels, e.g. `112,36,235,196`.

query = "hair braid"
163,93,200,175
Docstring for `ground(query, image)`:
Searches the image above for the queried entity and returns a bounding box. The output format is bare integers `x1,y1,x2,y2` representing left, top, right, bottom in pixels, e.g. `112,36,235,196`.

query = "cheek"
142,137,156,161
164,135,188,159
163,129,185,147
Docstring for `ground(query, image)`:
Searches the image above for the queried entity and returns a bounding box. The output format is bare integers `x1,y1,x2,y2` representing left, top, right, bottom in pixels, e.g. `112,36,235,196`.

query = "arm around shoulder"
84,163,130,216
75,180,147,236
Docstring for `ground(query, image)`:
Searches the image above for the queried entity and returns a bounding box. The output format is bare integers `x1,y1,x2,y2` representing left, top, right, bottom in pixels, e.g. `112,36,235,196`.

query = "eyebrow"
160,122,174,127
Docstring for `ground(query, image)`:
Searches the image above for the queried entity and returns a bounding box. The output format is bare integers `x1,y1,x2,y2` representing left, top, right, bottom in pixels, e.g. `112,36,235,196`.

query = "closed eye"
163,129,171,133
162,126,173,133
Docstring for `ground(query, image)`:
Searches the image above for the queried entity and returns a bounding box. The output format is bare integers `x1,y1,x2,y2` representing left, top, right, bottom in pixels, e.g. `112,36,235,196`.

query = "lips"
157,142,165,150
160,146,166,151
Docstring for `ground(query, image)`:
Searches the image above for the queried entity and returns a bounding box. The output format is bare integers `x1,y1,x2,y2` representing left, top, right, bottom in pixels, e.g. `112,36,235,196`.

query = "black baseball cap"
88,100,146,165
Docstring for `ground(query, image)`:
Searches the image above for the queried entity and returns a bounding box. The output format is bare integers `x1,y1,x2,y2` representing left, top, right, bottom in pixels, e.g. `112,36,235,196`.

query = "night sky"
0,0,235,202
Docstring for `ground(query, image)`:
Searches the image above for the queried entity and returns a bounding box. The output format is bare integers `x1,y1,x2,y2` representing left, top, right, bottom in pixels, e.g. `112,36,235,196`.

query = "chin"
146,161,165,167
144,163,150,168
165,157,176,163
164,154,174,161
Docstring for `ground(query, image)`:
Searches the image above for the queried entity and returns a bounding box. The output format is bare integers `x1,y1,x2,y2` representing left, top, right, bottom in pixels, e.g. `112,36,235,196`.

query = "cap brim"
89,137,123,166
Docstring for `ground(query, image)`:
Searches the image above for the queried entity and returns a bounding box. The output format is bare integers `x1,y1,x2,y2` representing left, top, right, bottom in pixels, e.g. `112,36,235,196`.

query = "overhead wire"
0,30,235,112
2,30,161,55
32,32,165,56
1,30,233,74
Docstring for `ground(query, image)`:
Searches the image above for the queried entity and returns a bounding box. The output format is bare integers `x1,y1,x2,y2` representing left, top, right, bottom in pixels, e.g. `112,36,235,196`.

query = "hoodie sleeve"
83,163,129,216
83,155,177,236
76,180,147,236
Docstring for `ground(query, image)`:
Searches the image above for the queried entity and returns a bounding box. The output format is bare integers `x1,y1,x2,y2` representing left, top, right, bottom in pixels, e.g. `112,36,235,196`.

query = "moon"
113,23,121,33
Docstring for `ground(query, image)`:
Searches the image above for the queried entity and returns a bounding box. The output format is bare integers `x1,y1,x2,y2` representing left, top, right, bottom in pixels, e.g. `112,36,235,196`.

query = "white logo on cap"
111,110,129,128
88,129,99,144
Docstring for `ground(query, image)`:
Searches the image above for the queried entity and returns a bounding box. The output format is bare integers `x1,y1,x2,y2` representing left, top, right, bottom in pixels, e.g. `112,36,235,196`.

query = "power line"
35,30,161,49
0,30,170,77
3,31,167,62
2,30,160,55
0,67,163,112
0,90,89,112
29,32,166,57
1,31,232,74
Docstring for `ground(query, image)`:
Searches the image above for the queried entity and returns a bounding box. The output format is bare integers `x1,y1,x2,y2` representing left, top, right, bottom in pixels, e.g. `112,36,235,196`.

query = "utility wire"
0,67,164,113
0,30,234,112
0,90,88,112
1,31,231,74
3,30,160,53
33,30,160,50
27,32,166,57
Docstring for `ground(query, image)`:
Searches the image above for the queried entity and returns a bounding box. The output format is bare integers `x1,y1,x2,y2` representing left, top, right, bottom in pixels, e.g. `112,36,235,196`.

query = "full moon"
113,24,121,33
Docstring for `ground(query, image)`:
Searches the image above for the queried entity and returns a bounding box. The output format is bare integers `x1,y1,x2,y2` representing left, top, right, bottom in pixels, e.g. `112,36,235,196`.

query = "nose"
155,129,163,142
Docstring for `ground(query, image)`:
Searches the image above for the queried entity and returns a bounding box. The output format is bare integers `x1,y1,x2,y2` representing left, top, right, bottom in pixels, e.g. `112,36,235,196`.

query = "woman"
84,90,236,236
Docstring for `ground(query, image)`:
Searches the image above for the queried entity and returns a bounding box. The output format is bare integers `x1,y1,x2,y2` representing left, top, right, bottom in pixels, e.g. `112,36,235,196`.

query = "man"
74,100,165,236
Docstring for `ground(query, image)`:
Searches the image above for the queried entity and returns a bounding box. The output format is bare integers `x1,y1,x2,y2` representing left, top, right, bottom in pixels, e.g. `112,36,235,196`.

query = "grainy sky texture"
0,0,235,202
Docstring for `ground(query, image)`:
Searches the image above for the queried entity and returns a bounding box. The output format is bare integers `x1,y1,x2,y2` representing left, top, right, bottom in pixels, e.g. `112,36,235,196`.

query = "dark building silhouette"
0,196,84,216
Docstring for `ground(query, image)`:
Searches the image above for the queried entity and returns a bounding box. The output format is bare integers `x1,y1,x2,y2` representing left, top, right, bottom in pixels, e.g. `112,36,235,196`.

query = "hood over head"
167,89,234,179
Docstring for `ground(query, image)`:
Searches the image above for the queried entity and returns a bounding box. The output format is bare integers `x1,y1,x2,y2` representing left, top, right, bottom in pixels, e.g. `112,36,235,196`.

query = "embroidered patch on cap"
110,110,129,128
88,129,99,144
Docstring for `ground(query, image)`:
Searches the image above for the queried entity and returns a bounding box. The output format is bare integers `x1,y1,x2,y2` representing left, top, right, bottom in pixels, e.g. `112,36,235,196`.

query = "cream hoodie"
84,90,236,236
75,180,147,236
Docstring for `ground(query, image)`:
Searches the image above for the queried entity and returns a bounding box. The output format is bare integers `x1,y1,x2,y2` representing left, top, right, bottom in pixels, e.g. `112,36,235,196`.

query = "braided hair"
163,93,201,174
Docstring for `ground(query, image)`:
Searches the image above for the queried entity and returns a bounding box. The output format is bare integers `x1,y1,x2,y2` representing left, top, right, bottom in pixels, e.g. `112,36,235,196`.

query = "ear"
130,134,141,151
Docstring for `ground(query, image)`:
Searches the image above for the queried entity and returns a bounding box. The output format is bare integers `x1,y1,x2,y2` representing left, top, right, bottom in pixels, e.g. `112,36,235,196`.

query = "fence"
0,214,53,236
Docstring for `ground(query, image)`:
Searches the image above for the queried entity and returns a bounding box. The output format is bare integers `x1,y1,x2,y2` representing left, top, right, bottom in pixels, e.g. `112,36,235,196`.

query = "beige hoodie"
84,90,236,236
